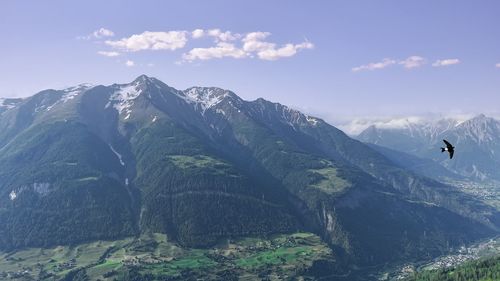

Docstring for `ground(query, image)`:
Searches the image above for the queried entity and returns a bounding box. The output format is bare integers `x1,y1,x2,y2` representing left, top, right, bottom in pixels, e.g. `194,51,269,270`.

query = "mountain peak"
461,114,496,126
180,87,237,114
472,113,487,120
133,74,152,83
64,83,95,91
106,81,146,119
0,97,23,110
250,98,322,127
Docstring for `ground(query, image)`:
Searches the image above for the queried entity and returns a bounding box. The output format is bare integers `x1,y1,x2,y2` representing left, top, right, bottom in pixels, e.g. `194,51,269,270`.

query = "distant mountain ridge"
0,75,497,270
357,114,500,181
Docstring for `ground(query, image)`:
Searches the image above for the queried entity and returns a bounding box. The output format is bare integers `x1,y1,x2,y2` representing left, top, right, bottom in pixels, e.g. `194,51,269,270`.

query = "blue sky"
1,0,499,125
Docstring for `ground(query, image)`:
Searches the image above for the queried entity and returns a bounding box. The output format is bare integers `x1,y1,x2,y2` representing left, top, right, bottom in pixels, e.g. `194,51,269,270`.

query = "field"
445,180,500,210
308,164,352,195
168,155,233,173
0,232,334,280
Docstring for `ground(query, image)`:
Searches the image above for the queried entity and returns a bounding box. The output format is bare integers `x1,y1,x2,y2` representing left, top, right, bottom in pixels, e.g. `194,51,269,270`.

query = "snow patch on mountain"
275,103,323,128
33,182,51,195
8,185,31,201
276,104,303,127
109,144,125,166
306,115,319,126
215,109,226,116
107,82,142,117
0,98,21,110
46,84,94,111
9,190,17,201
251,99,323,129
180,87,230,114
61,90,81,103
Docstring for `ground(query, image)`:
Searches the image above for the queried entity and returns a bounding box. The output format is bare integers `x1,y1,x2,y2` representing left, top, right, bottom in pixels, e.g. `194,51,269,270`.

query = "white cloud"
242,32,273,53
93,28,114,38
191,29,240,42
243,32,271,43
352,58,397,72
97,51,120,57
496,63,500,68
182,31,313,62
352,56,467,72
207,29,221,37
191,29,204,39
92,28,312,62
399,56,426,69
125,60,135,67
105,31,188,52
240,32,313,60
432,58,460,67
207,29,240,41
78,27,115,40
257,42,314,60
182,42,247,61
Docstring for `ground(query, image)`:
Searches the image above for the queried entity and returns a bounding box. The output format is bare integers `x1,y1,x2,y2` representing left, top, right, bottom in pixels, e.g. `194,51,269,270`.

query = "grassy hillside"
0,232,335,281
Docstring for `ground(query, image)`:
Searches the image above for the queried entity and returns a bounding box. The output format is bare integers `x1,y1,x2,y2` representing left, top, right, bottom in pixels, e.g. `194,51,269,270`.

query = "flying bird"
441,139,455,159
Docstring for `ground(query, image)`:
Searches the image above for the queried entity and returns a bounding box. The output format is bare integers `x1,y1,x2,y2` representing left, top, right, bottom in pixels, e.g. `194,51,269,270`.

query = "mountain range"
0,75,497,274
358,114,500,182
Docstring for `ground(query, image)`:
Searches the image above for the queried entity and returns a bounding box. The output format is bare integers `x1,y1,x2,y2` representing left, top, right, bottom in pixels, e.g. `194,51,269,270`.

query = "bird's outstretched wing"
449,150,454,159
443,139,452,148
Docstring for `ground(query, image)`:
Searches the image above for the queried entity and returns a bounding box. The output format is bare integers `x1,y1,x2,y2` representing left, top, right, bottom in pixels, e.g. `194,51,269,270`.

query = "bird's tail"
441,147,445,152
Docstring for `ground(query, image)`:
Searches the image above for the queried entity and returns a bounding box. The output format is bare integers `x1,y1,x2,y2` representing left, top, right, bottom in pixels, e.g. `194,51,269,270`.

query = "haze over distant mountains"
357,114,500,182
0,76,497,277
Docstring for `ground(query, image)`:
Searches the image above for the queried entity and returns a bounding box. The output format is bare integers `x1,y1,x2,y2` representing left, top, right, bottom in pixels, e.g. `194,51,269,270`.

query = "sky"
1,0,500,130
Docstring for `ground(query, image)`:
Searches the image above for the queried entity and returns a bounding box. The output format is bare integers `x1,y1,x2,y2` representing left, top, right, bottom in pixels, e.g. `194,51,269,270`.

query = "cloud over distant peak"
336,114,476,135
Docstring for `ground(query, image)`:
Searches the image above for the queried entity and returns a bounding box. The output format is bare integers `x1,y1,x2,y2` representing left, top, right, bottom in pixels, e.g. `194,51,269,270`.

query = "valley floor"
0,232,334,280
444,179,500,210
384,236,500,280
